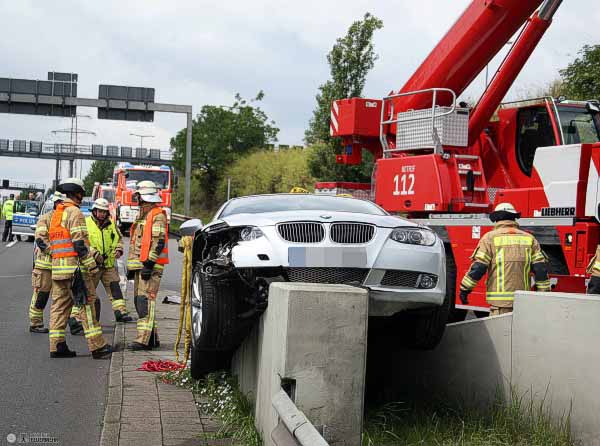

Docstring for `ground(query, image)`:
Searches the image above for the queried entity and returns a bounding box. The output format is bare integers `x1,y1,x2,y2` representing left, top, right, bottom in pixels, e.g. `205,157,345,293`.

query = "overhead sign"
0,72,78,117
97,84,155,122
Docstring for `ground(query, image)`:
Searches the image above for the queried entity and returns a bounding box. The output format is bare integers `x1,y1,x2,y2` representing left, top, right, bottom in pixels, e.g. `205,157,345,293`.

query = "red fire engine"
111,162,173,233
323,0,600,320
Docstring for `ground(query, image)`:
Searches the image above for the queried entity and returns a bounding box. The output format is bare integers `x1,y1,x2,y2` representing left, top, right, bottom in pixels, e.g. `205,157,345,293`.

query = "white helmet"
136,180,162,203
57,177,85,195
494,202,518,214
51,191,66,203
92,198,110,211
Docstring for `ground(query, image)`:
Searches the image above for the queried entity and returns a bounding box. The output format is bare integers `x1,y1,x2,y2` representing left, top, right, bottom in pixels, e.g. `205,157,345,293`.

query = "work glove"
93,251,105,267
141,260,155,281
459,289,469,305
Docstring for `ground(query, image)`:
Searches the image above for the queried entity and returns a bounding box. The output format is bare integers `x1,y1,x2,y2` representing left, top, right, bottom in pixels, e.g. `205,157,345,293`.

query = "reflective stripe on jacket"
34,212,53,270
2,199,14,220
49,198,97,280
460,221,550,307
86,216,122,268
127,205,168,270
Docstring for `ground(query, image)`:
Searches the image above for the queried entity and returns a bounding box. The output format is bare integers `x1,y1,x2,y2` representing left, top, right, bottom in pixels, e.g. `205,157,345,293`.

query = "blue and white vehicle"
12,200,41,241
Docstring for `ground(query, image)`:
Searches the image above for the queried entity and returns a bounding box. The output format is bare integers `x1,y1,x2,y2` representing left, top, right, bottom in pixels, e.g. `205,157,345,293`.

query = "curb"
99,320,125,446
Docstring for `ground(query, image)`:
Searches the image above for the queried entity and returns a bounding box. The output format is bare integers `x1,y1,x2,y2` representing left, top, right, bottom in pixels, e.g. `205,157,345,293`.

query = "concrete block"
234,282,369,446
513,291,600,446
373,313,512,407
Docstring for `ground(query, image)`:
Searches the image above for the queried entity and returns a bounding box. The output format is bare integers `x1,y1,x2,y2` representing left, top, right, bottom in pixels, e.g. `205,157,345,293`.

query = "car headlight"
390,227,436,246
239,226,264,241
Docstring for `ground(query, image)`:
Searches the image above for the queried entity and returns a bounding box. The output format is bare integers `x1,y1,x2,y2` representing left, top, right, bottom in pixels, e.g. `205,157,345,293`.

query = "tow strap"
137,359,185,372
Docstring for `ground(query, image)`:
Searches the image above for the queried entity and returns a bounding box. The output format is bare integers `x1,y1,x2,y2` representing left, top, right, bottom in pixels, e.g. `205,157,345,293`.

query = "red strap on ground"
137,360,185,372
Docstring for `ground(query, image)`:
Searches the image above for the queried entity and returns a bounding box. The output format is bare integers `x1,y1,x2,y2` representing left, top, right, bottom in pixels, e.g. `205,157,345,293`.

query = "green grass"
362,391,578,446
160,368,262,446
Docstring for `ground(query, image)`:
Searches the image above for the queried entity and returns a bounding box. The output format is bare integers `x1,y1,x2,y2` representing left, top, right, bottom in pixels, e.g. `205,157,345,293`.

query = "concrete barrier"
512,291,600,446
378,291,600,445
232,282,369,446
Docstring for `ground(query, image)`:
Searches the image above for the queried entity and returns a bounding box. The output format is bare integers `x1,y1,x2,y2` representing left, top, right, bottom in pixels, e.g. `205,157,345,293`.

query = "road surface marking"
6,241,18,248
0,274,30,278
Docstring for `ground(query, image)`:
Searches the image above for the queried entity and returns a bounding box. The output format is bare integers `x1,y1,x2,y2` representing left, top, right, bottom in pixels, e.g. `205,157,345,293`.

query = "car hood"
211,210,418,229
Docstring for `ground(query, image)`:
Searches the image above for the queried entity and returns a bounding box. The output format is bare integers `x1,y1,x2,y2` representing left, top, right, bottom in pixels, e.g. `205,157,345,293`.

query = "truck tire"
445,248,467,323
189,262,251,377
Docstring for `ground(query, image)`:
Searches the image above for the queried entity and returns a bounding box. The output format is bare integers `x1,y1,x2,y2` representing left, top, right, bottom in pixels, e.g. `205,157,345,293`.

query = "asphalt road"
0,235,183,446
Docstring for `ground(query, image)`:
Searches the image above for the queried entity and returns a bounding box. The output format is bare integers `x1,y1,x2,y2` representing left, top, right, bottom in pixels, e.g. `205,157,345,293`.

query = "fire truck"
111,162,173,233
324,0,600,320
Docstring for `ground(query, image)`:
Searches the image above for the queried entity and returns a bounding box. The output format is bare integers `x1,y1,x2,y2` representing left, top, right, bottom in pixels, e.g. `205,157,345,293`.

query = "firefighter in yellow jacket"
459,203,551,316
28,191,65,333
127,180,168,350
86,198,133,322
48,178,112,359
586,246,600,294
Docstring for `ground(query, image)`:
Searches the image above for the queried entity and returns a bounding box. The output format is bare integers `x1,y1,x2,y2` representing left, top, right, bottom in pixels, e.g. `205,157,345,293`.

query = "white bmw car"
181,194,449,378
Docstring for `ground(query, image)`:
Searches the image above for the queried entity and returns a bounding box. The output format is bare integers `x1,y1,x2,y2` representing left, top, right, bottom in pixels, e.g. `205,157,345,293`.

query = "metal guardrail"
171,212,191,222
271,389,329,446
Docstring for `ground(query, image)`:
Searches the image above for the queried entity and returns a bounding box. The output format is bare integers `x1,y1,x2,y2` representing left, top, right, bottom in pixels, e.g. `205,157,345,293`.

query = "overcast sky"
0,0,597,191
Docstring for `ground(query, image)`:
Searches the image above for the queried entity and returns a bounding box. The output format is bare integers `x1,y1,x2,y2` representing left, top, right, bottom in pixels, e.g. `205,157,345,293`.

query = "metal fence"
0,139,173,162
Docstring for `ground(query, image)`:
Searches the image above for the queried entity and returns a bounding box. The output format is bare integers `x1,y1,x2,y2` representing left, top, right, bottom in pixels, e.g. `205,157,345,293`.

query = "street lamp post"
130,133,155,150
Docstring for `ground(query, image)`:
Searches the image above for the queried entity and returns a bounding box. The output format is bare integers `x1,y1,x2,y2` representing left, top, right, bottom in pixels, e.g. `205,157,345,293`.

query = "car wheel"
402,250,453,350
189,261,249,377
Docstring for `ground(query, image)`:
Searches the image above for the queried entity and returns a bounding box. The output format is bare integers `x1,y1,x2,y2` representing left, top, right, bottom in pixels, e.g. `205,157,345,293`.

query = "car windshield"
218,194,387,218
14,200,40,215
126,170,170,189
81,198,94,208
558,105,600,144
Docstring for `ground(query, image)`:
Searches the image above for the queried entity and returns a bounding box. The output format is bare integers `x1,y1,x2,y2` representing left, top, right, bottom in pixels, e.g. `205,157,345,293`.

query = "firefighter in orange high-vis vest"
28,191,65,333
48,178,113,359
459,203,551,316
127,180,168,351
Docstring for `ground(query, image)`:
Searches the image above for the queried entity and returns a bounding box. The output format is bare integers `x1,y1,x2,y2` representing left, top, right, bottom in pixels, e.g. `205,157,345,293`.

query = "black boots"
114,310,134,323
68,317,84,335
50,342,77,358
29,325,49,334
92,344,113,359
128,342,152,351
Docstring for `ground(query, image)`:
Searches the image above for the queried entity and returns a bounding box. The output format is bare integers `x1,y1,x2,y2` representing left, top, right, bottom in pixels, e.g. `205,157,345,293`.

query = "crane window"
516,107,556,177
558,106,600,145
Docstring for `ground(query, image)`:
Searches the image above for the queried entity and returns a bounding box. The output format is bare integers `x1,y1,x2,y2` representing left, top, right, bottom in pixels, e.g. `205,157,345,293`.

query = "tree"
218,148,314,200
171,92,279,207
83,161,116,195
304,13,383,182
560,45,600,100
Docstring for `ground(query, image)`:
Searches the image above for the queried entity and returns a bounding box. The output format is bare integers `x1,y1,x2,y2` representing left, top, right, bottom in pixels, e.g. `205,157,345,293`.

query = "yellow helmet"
289,187,309,194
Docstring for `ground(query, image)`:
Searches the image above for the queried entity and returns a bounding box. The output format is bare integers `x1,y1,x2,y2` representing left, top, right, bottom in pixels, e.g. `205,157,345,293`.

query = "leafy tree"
83,160,116,195
217,148,314,200
171,92,279,207
560,45,600,100
304,13,383,182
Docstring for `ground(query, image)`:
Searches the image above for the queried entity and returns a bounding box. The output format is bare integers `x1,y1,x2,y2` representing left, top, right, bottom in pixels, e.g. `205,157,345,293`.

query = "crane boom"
393,0,543,113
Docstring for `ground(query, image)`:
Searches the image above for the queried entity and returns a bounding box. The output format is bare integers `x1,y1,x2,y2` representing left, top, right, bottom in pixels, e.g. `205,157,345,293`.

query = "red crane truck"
325,0,600,320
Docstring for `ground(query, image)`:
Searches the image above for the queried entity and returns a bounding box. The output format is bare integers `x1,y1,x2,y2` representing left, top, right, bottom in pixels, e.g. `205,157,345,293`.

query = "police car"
12,200,41,241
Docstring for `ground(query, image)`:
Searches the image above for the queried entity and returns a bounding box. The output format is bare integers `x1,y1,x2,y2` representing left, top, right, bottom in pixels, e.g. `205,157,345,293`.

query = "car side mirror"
180,218,203,236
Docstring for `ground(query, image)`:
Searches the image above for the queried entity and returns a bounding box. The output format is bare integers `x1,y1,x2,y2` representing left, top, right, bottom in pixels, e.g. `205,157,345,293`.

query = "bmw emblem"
321,215,332,219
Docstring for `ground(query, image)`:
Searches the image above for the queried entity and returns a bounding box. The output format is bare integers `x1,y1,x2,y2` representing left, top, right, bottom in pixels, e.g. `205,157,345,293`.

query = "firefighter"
28,191,65,333
127,180,168,351
459,202,551,316
2,193,15,242
86,198,133,322
48,178,112,359
586,246,600,294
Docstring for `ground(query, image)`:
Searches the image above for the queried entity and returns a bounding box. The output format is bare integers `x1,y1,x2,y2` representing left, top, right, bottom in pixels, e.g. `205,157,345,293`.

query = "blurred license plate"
288,247,367,267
